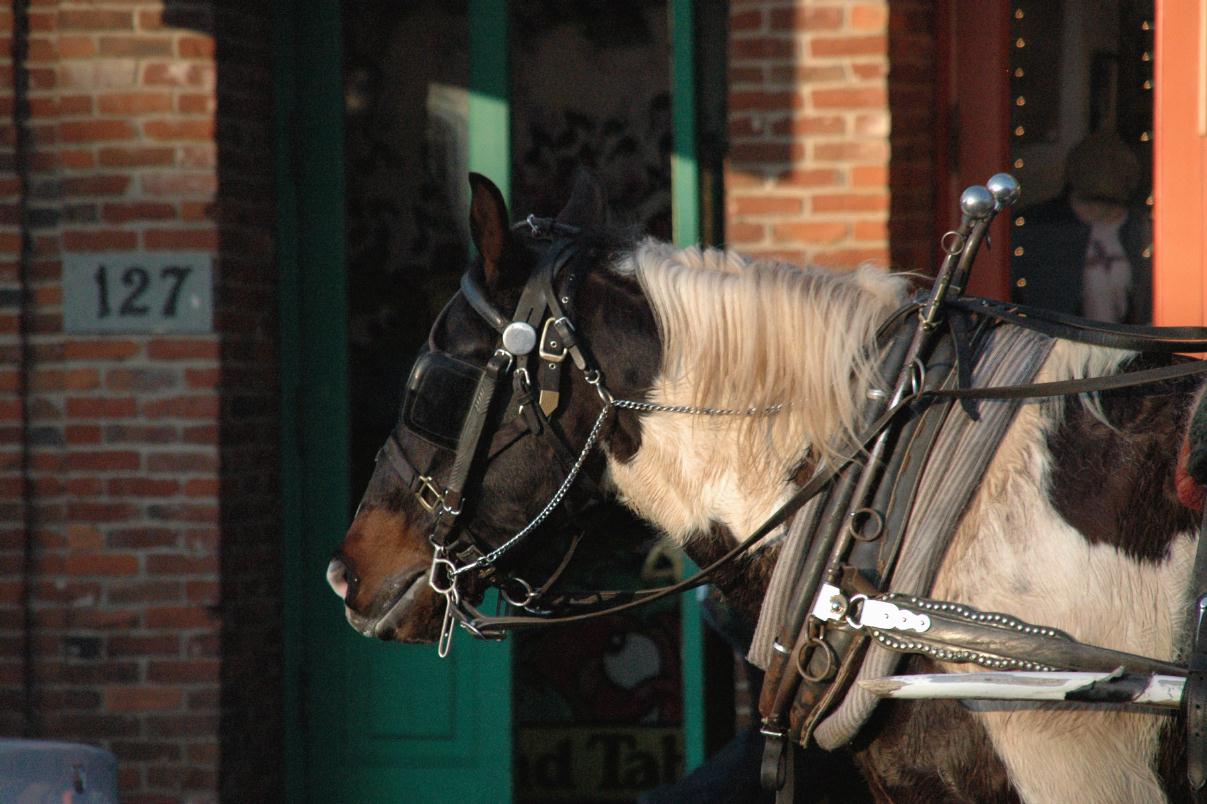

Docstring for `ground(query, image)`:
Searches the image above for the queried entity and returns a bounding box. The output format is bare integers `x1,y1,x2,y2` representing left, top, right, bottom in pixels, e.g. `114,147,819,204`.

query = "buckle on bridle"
417,475,444,512
538,317,567,364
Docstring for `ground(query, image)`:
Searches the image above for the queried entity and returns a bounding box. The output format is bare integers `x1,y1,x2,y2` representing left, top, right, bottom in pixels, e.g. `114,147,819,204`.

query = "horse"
327,171,1204,802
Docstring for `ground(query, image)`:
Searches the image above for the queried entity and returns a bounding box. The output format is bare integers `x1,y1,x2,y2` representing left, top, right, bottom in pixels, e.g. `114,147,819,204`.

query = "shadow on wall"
162,3,282,801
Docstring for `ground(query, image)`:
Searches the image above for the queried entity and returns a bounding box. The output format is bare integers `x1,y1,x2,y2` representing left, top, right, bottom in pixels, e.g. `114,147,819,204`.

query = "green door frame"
275,1,348,800
669,0,706,775
279,0,705,797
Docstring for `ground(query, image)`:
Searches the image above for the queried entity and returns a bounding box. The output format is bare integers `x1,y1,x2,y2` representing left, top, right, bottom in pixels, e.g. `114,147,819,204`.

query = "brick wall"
725,0,939,275
0,3,279,802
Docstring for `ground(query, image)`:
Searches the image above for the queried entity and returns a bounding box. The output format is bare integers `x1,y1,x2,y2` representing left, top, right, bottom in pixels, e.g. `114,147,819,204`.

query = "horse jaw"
336,508,445,643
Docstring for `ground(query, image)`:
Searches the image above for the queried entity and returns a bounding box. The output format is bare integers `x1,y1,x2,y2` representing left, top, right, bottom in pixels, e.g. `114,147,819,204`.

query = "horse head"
327,171,661,642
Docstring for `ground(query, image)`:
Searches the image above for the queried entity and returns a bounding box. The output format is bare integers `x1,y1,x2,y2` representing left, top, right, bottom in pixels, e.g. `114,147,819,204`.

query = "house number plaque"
64,252,213,334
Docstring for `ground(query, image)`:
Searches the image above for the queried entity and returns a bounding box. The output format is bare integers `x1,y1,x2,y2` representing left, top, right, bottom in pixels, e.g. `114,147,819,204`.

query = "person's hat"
1065,131,1141,204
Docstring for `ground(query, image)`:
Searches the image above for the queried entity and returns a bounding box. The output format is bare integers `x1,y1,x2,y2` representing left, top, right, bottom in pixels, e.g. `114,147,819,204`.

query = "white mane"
616,238,911,470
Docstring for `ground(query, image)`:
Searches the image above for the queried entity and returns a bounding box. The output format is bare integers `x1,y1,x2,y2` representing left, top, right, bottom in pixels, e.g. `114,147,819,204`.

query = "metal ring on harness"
940,230,966,256
848,507,884,541
428,556,458,597
797,635,839,683
500,576,538,609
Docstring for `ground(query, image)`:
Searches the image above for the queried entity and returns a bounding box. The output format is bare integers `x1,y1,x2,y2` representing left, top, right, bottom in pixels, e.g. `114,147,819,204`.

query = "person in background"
1011,131,1152,323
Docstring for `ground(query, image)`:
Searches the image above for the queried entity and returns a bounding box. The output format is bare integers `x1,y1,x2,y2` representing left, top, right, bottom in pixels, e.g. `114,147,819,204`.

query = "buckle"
538,318,567,364
416,475,444,512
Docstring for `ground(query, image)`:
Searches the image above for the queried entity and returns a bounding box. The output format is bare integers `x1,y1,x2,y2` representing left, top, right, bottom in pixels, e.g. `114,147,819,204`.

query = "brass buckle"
416,475,443,512
538,318,566,364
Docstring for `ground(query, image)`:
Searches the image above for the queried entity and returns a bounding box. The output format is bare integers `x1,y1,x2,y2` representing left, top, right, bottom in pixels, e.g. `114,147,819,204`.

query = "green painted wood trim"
277,0,348,799
670,0,705,773
468,2,514,800
470,0,511,200
671,0,701,250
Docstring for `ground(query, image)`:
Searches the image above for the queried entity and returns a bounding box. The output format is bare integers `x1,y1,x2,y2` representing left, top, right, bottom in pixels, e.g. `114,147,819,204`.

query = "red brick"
730,37,794,61
107,528,178,550
61,230,138,251
812,140,889,162
56,149,95,170
730,10,764,32
62,175,130,196
148,660,219,684
183,478,219,496
177,94,214,115
106,368,179,392
105,687,183,712
98,36,174,58
778,168,842,187
65,553,139,576
143,228,218,250
145,606,217,629
143,62,214,89
98,146,175,168
772,221,849,244
810,35,887,58
812,193,889,213
730,90,801,112
57,35,97,59
102,202,177,224
67,398,135,420
768,7,844,31
852,165,889,187
813,247,891,267
66,425,103,445
107,580,182,604
67,450,140,471
108,477,180,496
104,424,178,444
731,196,802,216
141,172,217,197
59,119,135,143
142,119,214,141
147,339,219,360
811,87,888,109
725,222,765,243
58,9,133,30
30,368,101,391
184,368,219,389
729,141,804,165
177,36,215,59
851,4,889,30
65,339,139,360
147,554,218,575
854,219,890,241
98,92,173,115
142,395,218,419
108,635,181,657
146,452,217,473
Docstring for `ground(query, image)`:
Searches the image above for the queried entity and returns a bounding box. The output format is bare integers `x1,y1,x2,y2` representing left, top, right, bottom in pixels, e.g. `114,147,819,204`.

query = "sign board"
63,252,213,334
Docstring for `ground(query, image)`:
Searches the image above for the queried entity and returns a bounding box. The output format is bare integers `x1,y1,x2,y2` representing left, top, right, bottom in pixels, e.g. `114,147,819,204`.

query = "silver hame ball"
960,185,995,219
986,173,1021,209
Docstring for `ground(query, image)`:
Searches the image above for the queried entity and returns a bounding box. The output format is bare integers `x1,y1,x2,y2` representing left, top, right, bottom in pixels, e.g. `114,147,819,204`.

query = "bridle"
376,215,796,656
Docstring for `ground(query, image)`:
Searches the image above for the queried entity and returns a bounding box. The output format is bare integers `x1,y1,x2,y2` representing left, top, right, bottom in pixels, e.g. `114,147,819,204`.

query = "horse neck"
604,240,908,546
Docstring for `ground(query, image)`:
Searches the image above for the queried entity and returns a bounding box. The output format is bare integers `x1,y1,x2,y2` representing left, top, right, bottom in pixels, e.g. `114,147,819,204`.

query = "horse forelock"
616,238,909,473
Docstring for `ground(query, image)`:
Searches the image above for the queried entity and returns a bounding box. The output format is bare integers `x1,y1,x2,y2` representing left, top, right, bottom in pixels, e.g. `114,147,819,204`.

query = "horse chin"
346,571,444,643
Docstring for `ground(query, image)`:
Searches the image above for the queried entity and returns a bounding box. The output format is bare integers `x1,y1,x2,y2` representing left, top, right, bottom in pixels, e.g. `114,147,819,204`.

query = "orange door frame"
1153,0,1207,326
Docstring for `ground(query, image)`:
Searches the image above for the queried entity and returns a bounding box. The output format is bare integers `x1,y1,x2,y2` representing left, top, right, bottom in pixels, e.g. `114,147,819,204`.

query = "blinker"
402,352,485,450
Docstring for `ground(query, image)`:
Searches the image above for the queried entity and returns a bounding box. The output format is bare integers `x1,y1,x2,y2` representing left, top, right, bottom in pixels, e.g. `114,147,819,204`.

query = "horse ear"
468,173,516,289
556,168,607,228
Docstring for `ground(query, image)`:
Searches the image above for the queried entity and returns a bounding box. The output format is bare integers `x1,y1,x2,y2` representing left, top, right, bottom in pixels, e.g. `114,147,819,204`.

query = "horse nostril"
326,557,352,600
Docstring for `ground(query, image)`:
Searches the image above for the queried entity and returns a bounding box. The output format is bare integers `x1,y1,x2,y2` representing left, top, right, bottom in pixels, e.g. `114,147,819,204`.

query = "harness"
374,180,1207,798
